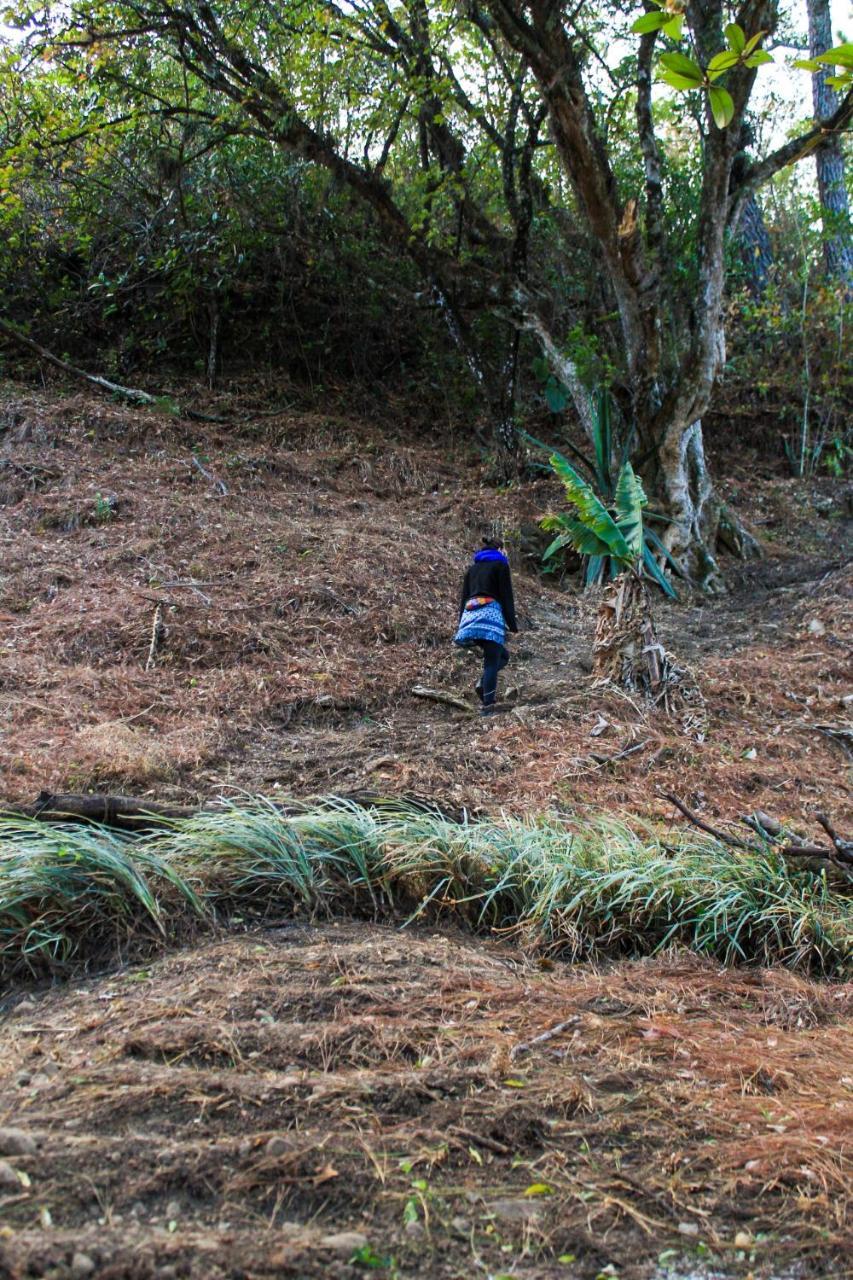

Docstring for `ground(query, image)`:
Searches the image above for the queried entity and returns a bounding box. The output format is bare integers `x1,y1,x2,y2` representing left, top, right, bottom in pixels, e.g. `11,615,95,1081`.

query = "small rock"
734,1230,753,1249
489,1198,543,1223
165,1199,181,1219
70,1253,96,1277
29,1073,52,1089
813,496,833,514
15,1073,32,1088
677,1220,700,1236
404,1220,425,1238
0,1128,37,1157
14,997,36,1014
319,1230,368,1255
253,1008,273,1020
0,1161,22,1189
237,1139,253,1157
450,1216,469,1236
265,1136,288,1158
40,1060,60,1078
808,618,826,636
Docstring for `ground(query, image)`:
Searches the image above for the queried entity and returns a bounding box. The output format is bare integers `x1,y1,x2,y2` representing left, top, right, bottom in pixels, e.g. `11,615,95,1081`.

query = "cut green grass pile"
1,797,850,982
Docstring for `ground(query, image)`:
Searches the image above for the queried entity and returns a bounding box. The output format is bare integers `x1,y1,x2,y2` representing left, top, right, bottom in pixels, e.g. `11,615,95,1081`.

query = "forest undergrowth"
1,380,849,826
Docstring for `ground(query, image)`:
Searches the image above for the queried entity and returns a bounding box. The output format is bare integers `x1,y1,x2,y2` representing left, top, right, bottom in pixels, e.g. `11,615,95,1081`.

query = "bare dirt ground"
1,923,851,1280
0,381,850,833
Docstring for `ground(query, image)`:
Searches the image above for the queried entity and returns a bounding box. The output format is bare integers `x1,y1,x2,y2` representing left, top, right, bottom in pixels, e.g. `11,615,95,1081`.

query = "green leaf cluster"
643,17,774,129
795,42,853,92
631,1,685,43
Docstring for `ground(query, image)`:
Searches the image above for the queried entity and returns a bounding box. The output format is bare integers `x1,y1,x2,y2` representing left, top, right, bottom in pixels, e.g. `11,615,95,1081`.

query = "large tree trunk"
808,0,853,286
653,418,724,590
646,412,762,588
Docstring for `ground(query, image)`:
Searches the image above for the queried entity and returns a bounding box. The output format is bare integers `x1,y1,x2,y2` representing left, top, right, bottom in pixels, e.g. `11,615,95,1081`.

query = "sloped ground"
1,380,851,1280
1,923,851,1280
0,381,850,834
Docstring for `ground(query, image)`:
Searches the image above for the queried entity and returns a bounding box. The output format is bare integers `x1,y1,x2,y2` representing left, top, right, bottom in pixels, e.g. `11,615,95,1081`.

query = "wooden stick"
510,1016,580,1060
588,739,650,767
661,794,840,862
814,813,853,865
128,589,261,612
145,603,164,671
411,685,473,713
448,1126,510,1155
191,453,229,496
661,793,754,850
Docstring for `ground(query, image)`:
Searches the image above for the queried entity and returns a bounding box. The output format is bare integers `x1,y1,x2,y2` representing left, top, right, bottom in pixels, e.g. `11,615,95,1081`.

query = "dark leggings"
480,640,510,705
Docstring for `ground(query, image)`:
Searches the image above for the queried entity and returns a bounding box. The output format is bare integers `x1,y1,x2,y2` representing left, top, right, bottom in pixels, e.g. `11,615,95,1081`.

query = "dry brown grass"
1,380,849,832
0,924,850,1278
63,721,215,789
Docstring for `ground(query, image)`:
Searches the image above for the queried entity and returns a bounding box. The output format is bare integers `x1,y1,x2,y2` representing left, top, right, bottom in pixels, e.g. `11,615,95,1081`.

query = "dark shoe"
475,678,484,703
480,704,497,717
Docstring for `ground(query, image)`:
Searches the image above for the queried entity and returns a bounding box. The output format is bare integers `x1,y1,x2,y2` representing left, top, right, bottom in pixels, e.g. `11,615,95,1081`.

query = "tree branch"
730,87,853,211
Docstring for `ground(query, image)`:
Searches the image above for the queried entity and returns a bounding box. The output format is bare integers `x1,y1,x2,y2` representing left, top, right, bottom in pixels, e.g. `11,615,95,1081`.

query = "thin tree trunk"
207,297,220,390
736,194,773,295
432,284,517,463
808,0,853,285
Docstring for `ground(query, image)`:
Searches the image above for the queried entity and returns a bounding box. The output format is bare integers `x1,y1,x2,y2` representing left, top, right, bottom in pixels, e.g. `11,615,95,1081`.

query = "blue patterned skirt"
454,599,506,647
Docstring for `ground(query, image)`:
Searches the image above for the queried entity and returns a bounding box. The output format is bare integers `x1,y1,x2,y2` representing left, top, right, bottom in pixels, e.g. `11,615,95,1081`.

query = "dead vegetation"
1,380,851,1280
0,382,849,832
0,924,850,1279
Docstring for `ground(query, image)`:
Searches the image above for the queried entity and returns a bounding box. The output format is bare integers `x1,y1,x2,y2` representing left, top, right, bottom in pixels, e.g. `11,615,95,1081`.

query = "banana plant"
523,421,680,596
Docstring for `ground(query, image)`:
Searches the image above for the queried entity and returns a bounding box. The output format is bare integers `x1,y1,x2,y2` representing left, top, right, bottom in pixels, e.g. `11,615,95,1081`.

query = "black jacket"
459,558,518,633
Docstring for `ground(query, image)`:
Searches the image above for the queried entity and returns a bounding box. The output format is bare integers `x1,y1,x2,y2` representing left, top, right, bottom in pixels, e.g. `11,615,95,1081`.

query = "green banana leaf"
642,542,677,598
548,451,632,565
613,461,648,558
585,555,607,587
644,525,687,582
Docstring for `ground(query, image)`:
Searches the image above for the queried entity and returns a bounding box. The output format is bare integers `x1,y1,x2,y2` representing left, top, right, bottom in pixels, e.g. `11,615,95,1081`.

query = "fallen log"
661,793,853,879
1,789,468,832
1,791,195,832
0,317,221,423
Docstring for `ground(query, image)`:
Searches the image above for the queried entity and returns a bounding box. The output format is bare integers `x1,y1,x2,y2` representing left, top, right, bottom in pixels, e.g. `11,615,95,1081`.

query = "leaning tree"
5,0,852,585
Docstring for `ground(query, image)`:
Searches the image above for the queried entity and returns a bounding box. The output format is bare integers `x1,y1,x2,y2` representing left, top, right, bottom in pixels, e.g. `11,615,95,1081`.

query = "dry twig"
145,603,164,671
411,685,473,713
662,793,850,866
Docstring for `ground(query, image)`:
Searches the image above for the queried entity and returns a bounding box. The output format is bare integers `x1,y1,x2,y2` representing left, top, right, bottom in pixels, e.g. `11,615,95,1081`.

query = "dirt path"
1,923,850,1280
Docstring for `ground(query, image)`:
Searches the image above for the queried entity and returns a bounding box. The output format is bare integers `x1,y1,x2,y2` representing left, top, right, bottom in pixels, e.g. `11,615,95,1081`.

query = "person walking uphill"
454,537,518,715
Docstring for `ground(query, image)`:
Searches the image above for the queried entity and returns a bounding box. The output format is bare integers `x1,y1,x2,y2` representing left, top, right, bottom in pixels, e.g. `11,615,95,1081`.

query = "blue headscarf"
474,548,508,564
